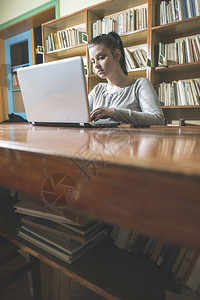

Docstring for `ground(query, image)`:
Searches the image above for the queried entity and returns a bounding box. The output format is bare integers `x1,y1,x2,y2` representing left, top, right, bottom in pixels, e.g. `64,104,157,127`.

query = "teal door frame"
4,30,33,119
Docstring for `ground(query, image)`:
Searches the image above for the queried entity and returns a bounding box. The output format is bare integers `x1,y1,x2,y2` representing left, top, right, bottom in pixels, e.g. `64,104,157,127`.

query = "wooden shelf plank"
152,16,200,38
162,106,200,121
121,29,148,46
45,43,87,61
154,62,200,73
88,0,147,19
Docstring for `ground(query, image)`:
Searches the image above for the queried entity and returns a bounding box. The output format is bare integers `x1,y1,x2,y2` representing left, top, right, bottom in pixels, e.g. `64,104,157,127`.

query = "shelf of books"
0,192,200,300
41,0,200,122
150,1,200,122
0,195,184,300
152,0,200,28
42,9,88,63
42,0,149,93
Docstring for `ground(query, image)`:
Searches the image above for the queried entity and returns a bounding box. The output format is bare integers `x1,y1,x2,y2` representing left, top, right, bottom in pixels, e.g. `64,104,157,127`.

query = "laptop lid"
17,56,90,124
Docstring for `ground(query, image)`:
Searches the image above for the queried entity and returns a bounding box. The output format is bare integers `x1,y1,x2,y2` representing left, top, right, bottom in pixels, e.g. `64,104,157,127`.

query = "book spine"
174,249,195,284
182,250,200,285
183,0,189,17
185,254,200,291
151,240,165,262
171,247,187,273
156,243,170,266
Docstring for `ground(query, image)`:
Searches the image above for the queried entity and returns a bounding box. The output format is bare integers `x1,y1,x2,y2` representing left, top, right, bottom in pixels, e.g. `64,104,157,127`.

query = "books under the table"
17,224,108,264
21,215,104,244
14,199,92,226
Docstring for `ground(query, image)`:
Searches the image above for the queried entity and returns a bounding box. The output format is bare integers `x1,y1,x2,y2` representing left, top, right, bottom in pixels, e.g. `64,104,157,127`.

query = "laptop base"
31,122,121,128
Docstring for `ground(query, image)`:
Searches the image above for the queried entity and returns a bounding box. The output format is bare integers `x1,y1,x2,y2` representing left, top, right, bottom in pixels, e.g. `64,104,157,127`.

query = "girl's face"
89,43,121,80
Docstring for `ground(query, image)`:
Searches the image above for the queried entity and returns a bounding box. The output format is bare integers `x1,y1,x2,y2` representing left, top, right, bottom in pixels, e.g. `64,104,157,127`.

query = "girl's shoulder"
94,82,107,90
132,77,153,89
134,77,150,84
90,82,107,94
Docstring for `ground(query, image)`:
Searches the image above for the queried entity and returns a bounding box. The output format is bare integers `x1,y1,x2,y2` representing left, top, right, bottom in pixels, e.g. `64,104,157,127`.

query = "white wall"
0,0,51,25
60,0,106,17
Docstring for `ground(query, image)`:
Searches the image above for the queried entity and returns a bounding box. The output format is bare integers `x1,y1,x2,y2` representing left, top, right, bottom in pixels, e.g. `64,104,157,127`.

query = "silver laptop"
17,56,120,127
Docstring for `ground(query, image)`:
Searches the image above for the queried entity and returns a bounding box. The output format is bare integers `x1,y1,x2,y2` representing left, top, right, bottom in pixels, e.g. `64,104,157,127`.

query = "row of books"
157,35,200,67
159,0,200,25
155,78,200,106
124,47,147,70
111,226,200,295
14,195,108,264
45,27,87,52
92,6,148,37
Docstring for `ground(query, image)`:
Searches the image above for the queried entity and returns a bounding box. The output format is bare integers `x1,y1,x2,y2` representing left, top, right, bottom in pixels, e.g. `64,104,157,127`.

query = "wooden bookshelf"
41,0,200,122
42,0,149,92
149,1,200,122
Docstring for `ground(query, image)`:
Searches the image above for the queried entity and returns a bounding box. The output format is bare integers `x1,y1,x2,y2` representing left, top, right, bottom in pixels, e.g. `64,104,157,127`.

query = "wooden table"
0,124,200,300
0,123,199,249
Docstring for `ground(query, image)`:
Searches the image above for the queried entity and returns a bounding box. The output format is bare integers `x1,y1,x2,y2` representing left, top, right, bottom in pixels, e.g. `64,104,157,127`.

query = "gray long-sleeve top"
88,77,165,127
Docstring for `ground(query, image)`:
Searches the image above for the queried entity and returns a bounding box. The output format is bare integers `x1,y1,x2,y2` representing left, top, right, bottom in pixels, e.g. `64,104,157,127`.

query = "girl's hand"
90,106,114,122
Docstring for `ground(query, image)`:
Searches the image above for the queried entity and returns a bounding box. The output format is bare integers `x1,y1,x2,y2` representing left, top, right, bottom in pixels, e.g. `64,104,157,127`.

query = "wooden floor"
0,252,31,300
40,261,104,300
0,252,104,300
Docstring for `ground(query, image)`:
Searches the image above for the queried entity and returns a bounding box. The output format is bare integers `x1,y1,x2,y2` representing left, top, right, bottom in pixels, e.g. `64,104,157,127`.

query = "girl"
88,32,164,127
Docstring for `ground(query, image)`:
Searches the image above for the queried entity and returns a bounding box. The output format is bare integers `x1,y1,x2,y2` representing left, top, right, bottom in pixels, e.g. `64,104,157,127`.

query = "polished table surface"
0,124,199,248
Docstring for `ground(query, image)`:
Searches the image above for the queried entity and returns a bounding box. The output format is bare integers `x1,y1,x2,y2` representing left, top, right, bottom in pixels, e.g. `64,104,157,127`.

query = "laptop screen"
17,56,90,124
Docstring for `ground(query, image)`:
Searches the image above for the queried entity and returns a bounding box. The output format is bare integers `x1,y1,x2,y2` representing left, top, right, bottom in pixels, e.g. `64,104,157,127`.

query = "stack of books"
14,198,108,264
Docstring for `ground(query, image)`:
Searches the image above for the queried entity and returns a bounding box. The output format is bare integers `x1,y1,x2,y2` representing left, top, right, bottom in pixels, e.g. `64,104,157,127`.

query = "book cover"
171,0,176,21
183,251,200,289
127,231,139,253
142,237,156,255
174,248,195,284
131,233,148,255
114,227,130,249
177,80,188,105
21,216,103,244
147,239,158,256
19,224,107,254
18,226,108,264
183,0,189,18
188,0,195,17
156,243,170,266
194,0,200,15
14,199,93,226
150,240,165,262
161,245,181,273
